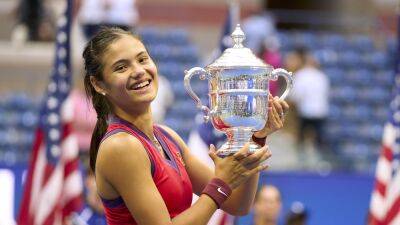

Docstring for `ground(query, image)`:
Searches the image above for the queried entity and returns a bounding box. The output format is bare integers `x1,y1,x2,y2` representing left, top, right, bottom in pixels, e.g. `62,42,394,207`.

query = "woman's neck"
113,106,154,139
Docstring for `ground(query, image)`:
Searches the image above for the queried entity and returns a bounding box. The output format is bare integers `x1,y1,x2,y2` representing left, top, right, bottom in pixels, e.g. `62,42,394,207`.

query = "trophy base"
216,128,262,157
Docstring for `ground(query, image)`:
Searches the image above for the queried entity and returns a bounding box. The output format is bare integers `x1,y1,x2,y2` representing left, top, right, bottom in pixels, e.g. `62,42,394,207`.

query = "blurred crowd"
64,2,316,224
1,0,397,224
12,0,140,42
10,0,389,171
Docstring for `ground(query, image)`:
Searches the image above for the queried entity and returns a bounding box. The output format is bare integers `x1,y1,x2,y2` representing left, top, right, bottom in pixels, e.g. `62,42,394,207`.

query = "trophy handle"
270,68,293,100
184,67,211,122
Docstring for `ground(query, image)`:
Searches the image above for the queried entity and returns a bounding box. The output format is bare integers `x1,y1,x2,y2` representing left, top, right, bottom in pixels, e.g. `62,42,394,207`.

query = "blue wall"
1,164,374,225
237,171,375,225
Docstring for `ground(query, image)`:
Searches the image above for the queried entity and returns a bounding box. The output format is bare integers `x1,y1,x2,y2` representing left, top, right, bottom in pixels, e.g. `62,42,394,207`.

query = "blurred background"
0,0,398,225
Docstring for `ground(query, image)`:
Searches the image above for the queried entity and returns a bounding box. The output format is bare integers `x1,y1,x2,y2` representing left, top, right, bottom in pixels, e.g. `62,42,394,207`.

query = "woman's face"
99,35,158,111
254,186,282,222
284,52,302,72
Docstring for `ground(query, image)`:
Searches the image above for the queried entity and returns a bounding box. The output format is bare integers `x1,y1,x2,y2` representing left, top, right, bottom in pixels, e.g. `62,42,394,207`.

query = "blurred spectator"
262,36,281,69
261,35,282,97
242,9,278,57
70,88,97,153
242,6,281,97
13,0,56,42
151,75,174,124
76,0,140,40
284,202,308,225
249,185,282,225
66,162,106,225
287,47,330,153
15,0,42,41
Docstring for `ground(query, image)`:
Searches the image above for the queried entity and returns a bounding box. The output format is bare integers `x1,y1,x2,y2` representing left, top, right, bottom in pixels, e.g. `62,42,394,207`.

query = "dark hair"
82,27,139,171
293,46,309,64
285,202,308,225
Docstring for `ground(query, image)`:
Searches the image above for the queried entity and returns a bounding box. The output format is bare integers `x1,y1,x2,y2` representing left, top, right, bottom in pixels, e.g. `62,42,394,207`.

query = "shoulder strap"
155,125,184,155
101,123,156,176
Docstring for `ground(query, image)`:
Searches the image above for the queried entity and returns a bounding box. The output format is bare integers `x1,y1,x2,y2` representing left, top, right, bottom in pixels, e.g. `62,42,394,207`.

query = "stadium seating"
0,28,395,171
0,93,38,163
279,30,393,170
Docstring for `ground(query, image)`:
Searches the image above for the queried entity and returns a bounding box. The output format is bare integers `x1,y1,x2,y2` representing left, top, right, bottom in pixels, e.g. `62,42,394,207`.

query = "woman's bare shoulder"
96,132,151,178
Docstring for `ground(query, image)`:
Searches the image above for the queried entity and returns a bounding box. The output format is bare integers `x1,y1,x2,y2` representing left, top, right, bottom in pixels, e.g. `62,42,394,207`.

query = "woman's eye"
139,57,148,64
115,65,127,72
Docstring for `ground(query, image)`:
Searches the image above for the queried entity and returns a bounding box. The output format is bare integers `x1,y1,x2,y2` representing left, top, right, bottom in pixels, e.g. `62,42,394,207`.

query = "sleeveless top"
99,116,193,224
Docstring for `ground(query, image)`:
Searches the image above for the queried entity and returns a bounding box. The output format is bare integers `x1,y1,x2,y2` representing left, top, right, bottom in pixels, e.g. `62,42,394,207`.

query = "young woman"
83,27,289,225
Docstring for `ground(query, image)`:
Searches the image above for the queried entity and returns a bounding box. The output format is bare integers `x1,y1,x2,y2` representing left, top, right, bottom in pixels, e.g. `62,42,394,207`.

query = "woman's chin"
134,95,157,106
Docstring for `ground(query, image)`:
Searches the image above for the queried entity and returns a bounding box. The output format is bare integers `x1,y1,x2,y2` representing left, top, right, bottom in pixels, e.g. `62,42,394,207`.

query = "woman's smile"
127,78,153,94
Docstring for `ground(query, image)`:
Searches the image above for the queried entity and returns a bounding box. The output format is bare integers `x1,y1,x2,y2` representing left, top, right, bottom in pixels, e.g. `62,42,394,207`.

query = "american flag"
369,14,400,225
17,0,83,224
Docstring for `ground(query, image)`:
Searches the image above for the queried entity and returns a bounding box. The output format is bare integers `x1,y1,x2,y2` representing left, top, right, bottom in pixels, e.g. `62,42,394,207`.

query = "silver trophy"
184,24,293,156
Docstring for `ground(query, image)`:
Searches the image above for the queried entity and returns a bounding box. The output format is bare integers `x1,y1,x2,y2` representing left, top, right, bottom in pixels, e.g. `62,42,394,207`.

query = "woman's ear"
90,76,107,95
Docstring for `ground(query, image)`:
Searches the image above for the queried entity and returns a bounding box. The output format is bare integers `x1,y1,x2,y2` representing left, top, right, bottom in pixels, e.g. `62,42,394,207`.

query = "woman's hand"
253,94,289,138
209,144,271,189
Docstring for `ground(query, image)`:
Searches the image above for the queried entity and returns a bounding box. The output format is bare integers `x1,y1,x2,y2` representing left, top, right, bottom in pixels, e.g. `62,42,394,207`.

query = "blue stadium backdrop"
0,164,374,225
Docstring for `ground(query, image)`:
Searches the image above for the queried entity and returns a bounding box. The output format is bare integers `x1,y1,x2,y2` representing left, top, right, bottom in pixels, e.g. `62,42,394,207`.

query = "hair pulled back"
82,27,139,171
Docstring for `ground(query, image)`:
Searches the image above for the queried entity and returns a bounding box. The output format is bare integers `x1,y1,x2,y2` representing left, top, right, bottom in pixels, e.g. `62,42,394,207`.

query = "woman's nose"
132,65,146,78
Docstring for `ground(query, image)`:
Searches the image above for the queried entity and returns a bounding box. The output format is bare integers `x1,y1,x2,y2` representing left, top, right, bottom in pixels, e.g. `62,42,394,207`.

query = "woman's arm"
160,126,269,216
159,98,288,215
96,133,229,225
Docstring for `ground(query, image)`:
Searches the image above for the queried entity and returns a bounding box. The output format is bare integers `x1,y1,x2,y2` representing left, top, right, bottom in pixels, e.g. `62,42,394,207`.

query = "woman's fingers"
247,164,270,176
270,96,289,121
268,93,274,100
267,107,276,125
280,99,290,113
238,145,267,164
240,146,271,169
273,96,284,116
208,144,219,163
270,103,283,128
246,151,272,170
232,143,251,161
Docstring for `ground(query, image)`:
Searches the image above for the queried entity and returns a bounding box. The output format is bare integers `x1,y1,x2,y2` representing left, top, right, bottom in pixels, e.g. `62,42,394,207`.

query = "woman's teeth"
133,80,150,90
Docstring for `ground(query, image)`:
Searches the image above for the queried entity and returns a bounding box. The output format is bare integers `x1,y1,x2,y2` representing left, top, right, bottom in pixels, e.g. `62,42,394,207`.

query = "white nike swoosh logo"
217,187,228,197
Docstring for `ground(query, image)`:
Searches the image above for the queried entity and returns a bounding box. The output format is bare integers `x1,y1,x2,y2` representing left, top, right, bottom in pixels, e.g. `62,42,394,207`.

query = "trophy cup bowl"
184,24,293,156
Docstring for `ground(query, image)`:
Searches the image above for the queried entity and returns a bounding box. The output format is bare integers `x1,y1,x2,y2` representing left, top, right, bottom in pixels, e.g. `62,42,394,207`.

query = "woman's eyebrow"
110,50,148,68
136,51,147,58
111,59,130,68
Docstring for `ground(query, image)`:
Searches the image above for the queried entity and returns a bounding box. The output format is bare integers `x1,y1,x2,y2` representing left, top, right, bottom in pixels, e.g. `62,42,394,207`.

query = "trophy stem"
218,127,261,156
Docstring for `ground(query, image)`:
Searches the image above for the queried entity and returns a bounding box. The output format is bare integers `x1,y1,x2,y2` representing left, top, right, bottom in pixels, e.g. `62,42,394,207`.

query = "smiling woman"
90,35,158,111
82,27,287,225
